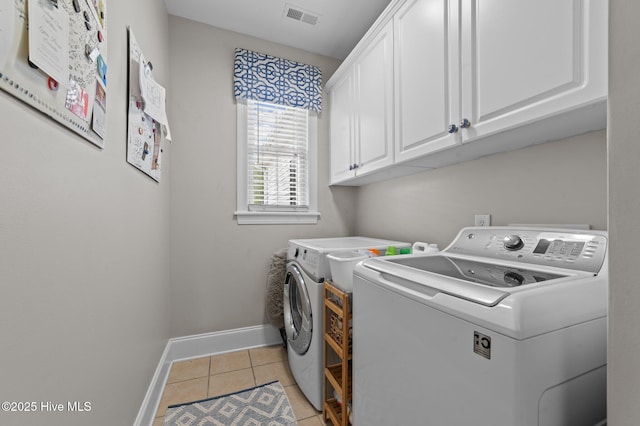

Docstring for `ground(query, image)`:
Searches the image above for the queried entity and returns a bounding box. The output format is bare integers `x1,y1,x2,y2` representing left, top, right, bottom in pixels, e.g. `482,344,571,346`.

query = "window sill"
235,211,321,225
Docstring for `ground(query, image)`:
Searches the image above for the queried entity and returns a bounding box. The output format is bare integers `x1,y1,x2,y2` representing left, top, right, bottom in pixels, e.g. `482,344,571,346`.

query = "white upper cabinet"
356,22,395,175
459,0,607,142
394,0,461,163
326,0,607,185
329,72,355,184
395,0,607,163
329,21,394,185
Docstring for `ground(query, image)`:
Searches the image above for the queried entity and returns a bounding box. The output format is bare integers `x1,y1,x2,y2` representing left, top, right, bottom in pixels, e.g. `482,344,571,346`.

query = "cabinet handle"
349,164,353,171
448,124,459,134
460,118,471,129
353,163,359,169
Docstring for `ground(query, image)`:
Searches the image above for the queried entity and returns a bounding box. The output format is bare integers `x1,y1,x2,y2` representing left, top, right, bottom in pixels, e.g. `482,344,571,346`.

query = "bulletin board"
126,28,170,182
0,0,108,148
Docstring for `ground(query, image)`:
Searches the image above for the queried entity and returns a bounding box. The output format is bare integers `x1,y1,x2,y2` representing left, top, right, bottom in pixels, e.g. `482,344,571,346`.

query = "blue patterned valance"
234,48,322,113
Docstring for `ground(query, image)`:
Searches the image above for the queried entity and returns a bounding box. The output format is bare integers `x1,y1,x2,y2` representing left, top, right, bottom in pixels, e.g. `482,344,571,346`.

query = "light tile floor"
153,345,325,425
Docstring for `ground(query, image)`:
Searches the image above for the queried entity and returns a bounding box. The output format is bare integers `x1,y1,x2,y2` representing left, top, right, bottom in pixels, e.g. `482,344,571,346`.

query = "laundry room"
0,1,638,425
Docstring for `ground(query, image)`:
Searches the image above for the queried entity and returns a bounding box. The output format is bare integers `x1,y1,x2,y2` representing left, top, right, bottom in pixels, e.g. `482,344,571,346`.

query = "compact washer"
283,236,409,410
353,227,608,426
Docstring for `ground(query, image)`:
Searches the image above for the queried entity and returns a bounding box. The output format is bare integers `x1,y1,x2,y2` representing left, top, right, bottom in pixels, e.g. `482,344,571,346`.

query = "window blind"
246,100,309,210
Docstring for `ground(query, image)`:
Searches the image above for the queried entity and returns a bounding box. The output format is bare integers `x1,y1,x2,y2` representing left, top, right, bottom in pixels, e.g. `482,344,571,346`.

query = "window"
233,48,322,224
247,100,308,208
236,99,319,224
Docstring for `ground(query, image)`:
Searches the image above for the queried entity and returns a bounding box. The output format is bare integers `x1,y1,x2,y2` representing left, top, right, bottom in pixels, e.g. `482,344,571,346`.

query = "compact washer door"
283,263,313,355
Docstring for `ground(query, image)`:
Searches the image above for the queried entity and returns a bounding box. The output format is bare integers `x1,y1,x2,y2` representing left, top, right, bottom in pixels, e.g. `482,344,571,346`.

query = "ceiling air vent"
283,4,319,26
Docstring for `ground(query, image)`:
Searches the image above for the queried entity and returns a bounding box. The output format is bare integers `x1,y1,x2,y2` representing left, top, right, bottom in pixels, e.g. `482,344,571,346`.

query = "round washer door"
283,263,313,355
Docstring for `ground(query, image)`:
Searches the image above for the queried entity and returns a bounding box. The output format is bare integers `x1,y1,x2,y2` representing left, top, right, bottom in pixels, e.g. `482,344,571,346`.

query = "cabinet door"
329,73,355,184
394,0,460,163
355,21,394,175
460,0,607,141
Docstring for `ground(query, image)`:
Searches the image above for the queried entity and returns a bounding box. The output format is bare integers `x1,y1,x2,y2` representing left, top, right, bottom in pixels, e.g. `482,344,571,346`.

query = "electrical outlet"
475,214,491,227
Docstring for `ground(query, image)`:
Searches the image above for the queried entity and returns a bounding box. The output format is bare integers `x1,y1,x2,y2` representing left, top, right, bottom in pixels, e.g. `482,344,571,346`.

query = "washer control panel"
446,227,607,274
287,243,322,281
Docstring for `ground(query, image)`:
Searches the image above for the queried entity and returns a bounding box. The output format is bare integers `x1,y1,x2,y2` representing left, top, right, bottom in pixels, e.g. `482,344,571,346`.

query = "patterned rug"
163,380,298,426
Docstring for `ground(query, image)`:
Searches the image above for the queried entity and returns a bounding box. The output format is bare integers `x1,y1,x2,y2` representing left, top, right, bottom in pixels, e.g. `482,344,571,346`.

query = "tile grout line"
206,356,212,398
249,349,258,386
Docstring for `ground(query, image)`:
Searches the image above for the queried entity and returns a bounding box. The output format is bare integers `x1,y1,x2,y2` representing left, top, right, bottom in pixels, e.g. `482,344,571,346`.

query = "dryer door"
283,263,313,355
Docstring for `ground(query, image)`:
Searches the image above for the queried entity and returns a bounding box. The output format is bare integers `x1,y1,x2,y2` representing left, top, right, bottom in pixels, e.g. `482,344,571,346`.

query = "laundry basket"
327,250,371,292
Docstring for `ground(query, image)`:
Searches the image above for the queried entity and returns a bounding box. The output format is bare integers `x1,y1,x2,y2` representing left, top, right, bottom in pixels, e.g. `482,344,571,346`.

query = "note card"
28,0,70,86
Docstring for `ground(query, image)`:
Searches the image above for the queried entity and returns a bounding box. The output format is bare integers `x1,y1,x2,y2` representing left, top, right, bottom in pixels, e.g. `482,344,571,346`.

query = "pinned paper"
92,80,106,140
138,53,167,124
162,123,172,142
127,28,167,181
28,0,69,86
97,54,107,85
138,52,171,142
85,0,102,30
65,78,90,120
86,45,100,63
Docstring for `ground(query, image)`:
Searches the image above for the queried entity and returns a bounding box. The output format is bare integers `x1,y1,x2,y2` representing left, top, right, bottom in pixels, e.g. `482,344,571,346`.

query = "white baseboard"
134,324,282,426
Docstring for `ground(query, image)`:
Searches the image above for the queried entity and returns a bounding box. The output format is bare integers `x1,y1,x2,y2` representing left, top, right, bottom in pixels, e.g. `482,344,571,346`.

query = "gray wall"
355,130,607,248
167,16,354,337
0,2,171,425
608,0,640,423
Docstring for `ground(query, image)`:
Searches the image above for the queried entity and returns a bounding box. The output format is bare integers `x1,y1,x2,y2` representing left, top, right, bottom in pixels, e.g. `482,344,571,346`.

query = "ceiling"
164,0,393,59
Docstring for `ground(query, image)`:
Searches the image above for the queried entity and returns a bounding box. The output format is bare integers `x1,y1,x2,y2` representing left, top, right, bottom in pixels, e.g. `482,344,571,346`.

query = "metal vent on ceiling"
283,4,319,26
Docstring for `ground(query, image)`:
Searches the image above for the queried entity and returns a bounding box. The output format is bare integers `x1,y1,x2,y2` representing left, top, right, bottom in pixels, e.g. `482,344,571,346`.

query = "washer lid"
364,257,506,307
364,255,570,307
389,255,566,288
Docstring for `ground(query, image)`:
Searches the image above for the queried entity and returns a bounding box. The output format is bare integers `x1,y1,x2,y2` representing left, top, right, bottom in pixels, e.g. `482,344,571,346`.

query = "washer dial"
503,235,524,251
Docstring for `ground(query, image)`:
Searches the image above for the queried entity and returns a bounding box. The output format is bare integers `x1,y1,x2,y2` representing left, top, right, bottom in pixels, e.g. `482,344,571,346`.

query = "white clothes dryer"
283,236,409,411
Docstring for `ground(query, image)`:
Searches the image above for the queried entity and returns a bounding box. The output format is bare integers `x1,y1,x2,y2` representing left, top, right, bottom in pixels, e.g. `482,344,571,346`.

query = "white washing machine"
353,227,608,426
283,236,410,411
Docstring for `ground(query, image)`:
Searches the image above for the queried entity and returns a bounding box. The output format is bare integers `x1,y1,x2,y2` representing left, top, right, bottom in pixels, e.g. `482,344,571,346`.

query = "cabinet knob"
460,118,471,129
349,164,353,171
448,124,459,134
353,163,359,169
